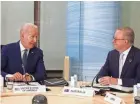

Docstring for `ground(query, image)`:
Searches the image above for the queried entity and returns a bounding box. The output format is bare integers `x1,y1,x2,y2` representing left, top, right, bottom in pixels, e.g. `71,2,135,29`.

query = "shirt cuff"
5,74,13,80
98,78,101,83
30,75,35,81
118,78,122,85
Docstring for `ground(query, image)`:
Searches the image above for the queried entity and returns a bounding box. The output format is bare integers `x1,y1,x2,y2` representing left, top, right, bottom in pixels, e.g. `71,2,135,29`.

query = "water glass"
6,76,14,90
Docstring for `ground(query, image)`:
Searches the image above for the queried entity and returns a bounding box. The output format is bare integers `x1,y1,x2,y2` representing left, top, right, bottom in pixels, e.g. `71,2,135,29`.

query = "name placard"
104,93,122,104
13,85,46,93
62,86,95,97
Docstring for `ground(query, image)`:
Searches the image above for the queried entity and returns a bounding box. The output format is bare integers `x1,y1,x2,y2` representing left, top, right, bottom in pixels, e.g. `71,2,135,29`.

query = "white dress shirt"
118,46,132,85
20,41,29,60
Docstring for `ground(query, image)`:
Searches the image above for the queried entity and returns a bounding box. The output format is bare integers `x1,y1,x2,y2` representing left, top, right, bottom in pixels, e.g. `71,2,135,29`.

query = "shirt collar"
19,41,29,52
121,46,132,56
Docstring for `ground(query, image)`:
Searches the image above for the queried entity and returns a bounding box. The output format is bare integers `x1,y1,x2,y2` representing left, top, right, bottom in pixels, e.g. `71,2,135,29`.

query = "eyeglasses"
113,37,125,41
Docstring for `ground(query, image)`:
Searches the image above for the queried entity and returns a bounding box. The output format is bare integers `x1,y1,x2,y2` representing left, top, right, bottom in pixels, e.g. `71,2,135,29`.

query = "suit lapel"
16,42,23,66
26,47,36,69
114,51,120,77
120,46,135,78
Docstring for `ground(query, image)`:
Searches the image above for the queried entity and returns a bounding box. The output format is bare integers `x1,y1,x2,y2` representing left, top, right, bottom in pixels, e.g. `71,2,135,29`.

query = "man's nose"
112,39,115,43
33,37,37,43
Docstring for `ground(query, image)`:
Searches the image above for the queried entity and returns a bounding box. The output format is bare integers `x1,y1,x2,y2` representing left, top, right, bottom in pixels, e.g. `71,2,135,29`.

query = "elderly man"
97,27,140,87
1,23,46,82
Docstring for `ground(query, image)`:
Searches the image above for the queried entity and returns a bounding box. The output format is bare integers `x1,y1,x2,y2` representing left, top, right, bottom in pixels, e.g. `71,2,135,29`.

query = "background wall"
121,1,140,48
40,1,67,70
1,1,34,44
1,1,67,71
1,1,140,71
0,2,1,44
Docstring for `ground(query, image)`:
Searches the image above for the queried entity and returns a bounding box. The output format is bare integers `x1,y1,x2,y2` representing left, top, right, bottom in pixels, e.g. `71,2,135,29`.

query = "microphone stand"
91,72,99,87
91,67,103,88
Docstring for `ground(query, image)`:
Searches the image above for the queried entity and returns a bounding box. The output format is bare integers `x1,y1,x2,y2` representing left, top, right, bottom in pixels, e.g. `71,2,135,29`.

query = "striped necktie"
22,49,28,67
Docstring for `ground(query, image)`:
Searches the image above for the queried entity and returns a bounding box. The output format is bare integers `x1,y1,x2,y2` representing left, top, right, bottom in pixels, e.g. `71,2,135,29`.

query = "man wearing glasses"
97,27,140,87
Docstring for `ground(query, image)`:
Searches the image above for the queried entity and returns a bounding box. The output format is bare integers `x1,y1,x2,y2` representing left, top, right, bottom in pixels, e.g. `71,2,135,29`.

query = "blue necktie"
22,49,28,67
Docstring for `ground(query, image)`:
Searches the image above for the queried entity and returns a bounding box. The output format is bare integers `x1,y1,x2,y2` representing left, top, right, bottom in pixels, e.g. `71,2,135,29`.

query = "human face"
21,27,38,49
112,30,127,52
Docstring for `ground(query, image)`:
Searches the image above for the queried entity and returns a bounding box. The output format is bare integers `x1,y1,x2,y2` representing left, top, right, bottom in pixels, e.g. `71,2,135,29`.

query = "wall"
121,1,140,48
1,1,140,71
0,2,1,44
1,1,34,44
1,1,67,71
40,1,67,70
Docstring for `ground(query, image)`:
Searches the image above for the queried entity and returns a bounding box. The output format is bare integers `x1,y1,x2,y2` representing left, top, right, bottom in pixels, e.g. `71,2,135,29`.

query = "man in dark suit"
1,23,46,82
97,27,140,87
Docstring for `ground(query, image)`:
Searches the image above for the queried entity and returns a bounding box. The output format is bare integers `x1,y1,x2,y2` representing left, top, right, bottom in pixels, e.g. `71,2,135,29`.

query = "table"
1,86,133,104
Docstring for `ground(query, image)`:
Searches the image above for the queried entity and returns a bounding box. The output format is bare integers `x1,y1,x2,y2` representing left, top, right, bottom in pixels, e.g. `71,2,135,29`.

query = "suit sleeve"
32,50,46,81
96,52,111,82
1,45,9,78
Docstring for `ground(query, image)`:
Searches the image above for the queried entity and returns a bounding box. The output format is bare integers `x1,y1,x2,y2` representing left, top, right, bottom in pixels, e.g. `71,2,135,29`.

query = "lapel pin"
129,59,132,63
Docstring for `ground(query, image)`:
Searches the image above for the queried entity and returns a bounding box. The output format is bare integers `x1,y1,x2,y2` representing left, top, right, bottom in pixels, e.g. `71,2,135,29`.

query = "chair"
1,45,5,49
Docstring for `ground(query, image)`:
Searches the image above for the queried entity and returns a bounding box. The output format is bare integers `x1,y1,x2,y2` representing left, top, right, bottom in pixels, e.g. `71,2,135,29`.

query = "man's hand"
99,76,118,85
13,72,23,81
23,73,32,82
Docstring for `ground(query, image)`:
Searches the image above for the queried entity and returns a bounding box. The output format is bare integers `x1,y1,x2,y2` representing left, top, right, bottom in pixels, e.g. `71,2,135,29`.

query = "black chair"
1,45,5,49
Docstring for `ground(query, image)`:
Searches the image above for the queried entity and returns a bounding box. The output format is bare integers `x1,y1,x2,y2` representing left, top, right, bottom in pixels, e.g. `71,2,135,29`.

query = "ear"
125,40,129,43
20,31,25,38
20,34,23,39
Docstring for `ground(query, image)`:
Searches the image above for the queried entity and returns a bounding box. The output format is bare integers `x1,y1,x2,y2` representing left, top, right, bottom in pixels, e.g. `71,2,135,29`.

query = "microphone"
32,94,48,104
91,72,100,88
129,58,132,63
22,64,26,74
91,67,103,88
22,64,29,85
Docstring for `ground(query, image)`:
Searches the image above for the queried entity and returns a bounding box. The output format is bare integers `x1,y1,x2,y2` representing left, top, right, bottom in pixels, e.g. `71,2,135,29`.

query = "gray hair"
20,23,38,34
117,27,135,44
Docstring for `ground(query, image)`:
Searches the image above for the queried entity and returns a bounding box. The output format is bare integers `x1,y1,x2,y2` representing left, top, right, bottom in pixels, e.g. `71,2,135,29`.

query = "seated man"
1,23,46,82
97,27,140,87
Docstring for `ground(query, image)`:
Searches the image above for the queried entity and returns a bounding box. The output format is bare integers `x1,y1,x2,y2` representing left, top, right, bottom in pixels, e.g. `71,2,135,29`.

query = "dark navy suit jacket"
97,46,140,87
1,41,46,81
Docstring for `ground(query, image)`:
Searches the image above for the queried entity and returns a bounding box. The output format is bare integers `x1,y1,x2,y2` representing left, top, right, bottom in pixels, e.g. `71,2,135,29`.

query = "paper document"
44,78,68,86
14,82,41,86
92,83,133,92
109,85,133,92
92,83,109,88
